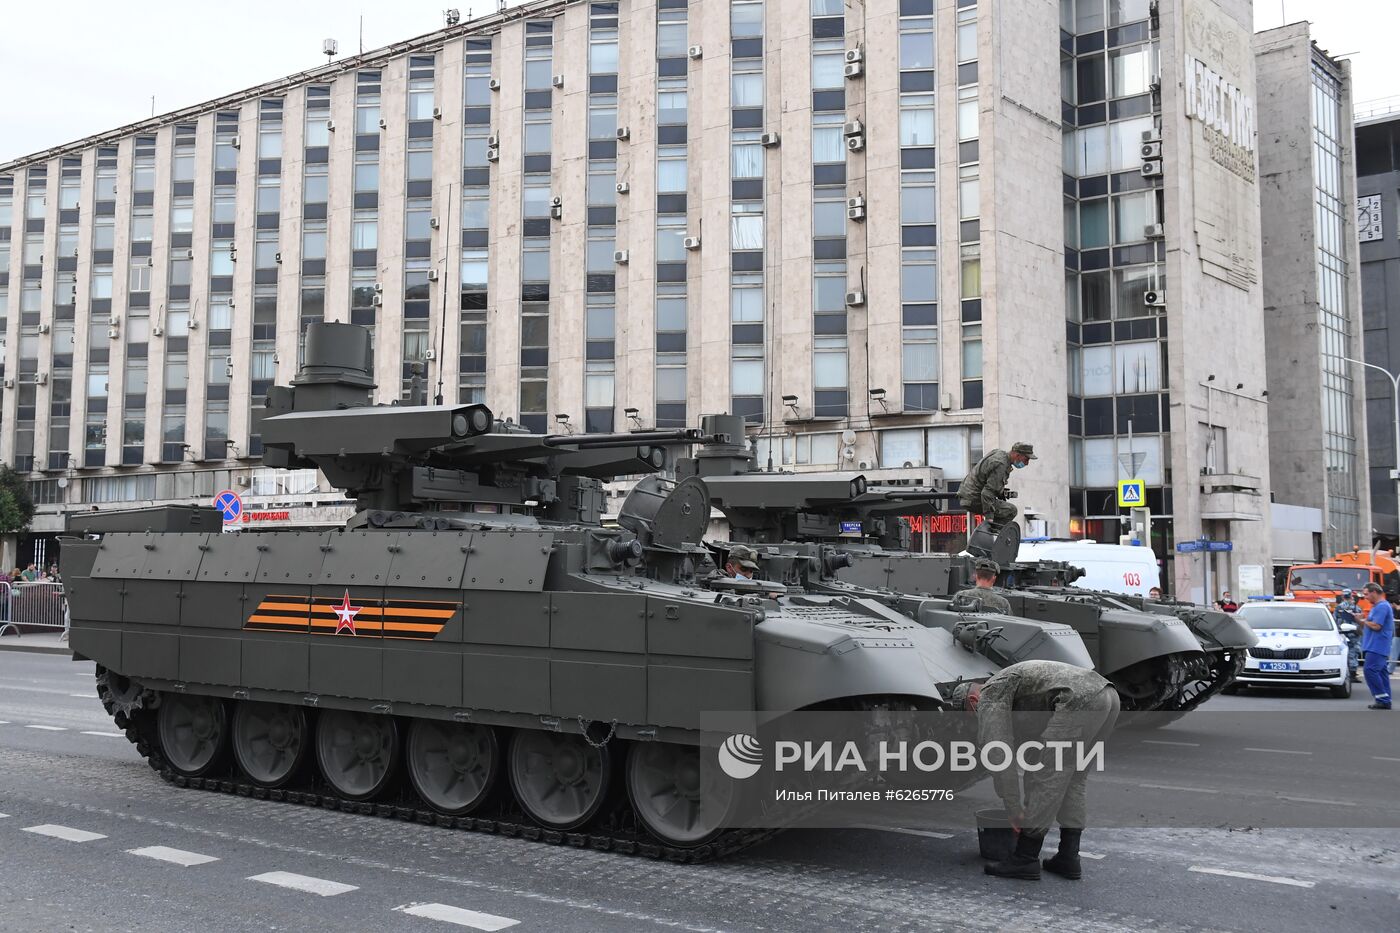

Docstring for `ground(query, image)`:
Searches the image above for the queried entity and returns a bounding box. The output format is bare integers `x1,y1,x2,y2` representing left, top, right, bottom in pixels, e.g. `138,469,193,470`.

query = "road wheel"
1330,678,1352,699
232,702,309,788
157,694,228,778
406,719,500,816
508,730,611,830
626,741,737,847
315,709,400,801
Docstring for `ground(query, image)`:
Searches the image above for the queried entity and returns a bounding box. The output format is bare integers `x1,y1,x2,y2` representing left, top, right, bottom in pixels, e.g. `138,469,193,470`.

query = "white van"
1015,540,1161,597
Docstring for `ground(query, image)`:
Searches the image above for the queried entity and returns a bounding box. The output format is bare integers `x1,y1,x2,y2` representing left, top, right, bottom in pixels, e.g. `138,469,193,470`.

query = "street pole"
1344,357,1400,542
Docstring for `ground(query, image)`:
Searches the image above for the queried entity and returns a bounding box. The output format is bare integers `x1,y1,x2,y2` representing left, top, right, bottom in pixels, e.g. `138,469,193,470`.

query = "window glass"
812,53,844,90
303,173,329,203
1109,116,1154,172
1081,269,1111,321
657,22,688,57
408,91,436,121
354,161,379,192
131,214,154,242
356,105,381,134
902,339,937,382
524,122,551,153
258,131,282,158
589,106,617,139
656,366,687,402
814,200,847,237
900,108,935,147
1114,265,1156,317
731,214,763,250
957,22,977,62
405,210,431,240
812,125,845,163
959,177,979,219
305,120,331,147
1109,45,1152,98
1071,124,1107,176
732,288,763,323
255,185,279,213
407,150,434,180
730,2,763,38
732,359,764,396
657,298,687,331
815,274,848,312
1079,199,1109,249
962,329,983,378
732,74,764,108
813,349,848,388
353,219,378,250
211,246,234,276
900,33,934,70
882,429,925,467
172,154,195,182
658,90,687,124
590,41,618,73
732,142,763,178
1115,341,1160,393
656,226,686,262
658,158,688,193
1080,345,1113,395
1112,191,1153,244
928,427,970,479
957,99,978,140
525,60,552,90
901,262,936,303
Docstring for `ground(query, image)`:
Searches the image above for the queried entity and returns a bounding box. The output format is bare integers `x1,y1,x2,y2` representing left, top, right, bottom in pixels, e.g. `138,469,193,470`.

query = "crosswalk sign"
1117,479,1145,507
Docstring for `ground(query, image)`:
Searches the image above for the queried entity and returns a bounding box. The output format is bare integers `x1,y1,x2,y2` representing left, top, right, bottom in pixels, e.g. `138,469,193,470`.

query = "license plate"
1259,661,1300,672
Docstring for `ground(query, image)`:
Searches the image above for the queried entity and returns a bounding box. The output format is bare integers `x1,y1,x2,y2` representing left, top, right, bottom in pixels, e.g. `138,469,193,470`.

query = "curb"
0,638,72,656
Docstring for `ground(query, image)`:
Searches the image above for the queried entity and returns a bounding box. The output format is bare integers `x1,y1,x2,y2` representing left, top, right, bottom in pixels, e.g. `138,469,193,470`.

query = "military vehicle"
63,323,1020,861
684,416,1252,715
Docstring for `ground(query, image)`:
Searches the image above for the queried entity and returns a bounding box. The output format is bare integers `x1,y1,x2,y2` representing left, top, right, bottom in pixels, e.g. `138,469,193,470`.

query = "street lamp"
1344,356,1400,535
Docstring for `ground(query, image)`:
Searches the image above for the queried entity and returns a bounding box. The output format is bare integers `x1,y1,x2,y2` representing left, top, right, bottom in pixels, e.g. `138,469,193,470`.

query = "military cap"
1011,442,1038,460
729,544,760,570
974,558,1001,576
949,682,974,711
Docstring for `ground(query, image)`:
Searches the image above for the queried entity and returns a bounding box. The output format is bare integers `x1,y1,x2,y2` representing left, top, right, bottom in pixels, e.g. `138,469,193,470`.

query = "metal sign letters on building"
1184,55,1257,182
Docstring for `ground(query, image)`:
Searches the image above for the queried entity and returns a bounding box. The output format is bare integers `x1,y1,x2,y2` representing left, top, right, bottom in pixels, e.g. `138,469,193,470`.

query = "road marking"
1141,740,1200,747
1278,795,1356,807
22,824,107,843
81,731,126,738
248,871,358,897
24,724,67,732
128,845,220,866
1188,866,1315,888
851,824,955,839
0,813,9,819
1140,783,1219,794
1243,747,1311,756
393,903,520,931
69,693,94,699
1080,852,1106,860
1374,756,1400,763
0,719,9,724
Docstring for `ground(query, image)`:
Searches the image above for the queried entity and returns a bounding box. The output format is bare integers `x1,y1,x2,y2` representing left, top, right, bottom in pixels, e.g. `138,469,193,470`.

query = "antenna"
150,95,156,117
323,38,339,61
444,8,461,26
359,15,364,55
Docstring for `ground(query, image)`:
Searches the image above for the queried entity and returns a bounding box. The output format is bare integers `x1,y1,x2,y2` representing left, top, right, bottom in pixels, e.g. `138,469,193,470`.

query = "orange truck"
1284,549,1400,610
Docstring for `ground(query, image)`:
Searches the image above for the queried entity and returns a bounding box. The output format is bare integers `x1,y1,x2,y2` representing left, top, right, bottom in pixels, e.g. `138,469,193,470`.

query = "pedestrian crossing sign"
1117,479,1145,507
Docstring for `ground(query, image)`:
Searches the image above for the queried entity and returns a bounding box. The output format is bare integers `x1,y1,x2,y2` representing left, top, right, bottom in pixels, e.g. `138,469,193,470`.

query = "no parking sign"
213,489,244,524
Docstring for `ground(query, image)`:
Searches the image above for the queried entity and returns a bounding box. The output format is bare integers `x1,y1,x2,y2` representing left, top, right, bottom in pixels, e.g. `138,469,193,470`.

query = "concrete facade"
1256,23,1370,557
0,0,1277,599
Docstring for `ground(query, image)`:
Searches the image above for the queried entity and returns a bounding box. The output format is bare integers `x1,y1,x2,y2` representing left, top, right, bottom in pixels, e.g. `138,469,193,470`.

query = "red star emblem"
332,590,362,635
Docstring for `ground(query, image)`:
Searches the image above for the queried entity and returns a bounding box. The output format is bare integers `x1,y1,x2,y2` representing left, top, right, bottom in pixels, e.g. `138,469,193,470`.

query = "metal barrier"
0,581,69,642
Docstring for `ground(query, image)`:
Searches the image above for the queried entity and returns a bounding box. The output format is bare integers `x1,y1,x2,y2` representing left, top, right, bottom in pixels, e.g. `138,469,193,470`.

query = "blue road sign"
1176,538,1232,553
1206,541,1233,552
214,489,243,524
839,521,863,534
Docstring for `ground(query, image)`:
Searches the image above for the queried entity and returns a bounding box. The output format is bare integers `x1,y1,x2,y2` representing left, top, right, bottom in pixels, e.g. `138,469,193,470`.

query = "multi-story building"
1256,24,1369,561
1356,108,1400,545
0,0,1274,601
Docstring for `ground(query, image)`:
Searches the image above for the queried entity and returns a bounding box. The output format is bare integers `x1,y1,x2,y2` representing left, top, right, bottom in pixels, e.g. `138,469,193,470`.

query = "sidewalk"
0,630,72,656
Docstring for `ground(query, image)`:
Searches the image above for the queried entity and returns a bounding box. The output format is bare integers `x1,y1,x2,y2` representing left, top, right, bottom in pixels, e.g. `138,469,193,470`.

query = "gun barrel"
540,429,723,449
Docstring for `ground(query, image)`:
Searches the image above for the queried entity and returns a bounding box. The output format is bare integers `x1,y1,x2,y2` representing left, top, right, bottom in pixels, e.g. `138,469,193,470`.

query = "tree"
0,465,34,535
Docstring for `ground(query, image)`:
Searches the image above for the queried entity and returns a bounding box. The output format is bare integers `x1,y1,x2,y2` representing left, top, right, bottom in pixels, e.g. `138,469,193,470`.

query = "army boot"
1043,828,1083,879
984,831,1044,880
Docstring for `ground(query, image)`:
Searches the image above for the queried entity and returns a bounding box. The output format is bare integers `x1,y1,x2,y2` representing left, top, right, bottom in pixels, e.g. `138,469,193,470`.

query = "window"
356,105,381,134
590,39,618,73
730,1,763,38
812,115,846,163
211,243,235,276
813,338,848,389
354,159,379,192
128,261,152,292
657,22,688,57
1079,199,1109,249
958,172,979,220
732,73,763,108
901,249,937,303
353,217,377,250
732,135,764,178
901,172,936,224
732,354,764,396
732,287,763,323
658,86,687,124
258,131,282,159
815,199,846,237
731,206,763,250
172,154,195,182
900,96,935,147
1114,341,1161,393
255,182,280,214
957,86,978,140
407,149,434,181
1109,116,1154,172
902,328,938,384
900,29,934,71
1109,45,1153,99
131,211,154,243
812,52,844,90
408,90,435,121
1112,191,1154,244
658,154,687,193
882,430,925,468
962,325,983,379
303,173,329,204
306,120,331,147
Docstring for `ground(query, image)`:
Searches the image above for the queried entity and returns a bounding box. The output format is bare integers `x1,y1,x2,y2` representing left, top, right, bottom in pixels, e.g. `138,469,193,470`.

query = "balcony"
1199,472,1264,522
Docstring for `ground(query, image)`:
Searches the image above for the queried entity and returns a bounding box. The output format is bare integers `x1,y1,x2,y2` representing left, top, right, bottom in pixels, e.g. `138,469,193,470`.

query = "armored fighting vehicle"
684,416,1252,715
63,324,1014,860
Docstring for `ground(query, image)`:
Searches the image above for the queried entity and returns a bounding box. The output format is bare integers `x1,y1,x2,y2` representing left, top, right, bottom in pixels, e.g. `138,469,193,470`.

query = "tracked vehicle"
64,323,1019,860
684,416,1251,714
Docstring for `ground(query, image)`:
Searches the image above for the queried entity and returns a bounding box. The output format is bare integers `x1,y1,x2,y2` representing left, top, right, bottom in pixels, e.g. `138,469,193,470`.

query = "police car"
1227,601,1352,698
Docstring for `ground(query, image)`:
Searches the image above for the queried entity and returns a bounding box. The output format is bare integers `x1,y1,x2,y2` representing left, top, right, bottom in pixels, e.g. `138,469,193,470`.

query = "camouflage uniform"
952,586,1013,615
976,660,1119,836
958,449,1018,527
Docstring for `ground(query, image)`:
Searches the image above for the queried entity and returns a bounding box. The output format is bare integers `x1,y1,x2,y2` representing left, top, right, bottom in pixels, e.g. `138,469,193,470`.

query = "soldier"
724,544,760,580
958,443,1036,532
952,659,1120,881
952,558,1012,615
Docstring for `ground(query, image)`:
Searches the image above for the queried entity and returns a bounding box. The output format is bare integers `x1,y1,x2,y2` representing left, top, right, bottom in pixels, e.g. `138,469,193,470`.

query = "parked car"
1226,601,1352,698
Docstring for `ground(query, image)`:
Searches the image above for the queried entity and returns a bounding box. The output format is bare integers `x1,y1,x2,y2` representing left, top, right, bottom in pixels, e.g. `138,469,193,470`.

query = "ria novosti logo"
718,733,764,780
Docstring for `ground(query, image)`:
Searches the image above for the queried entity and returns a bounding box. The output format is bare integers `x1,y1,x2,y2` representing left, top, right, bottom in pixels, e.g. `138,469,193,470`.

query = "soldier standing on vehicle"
953,558,1013,615
953,660,1120,881
957,443,1036,532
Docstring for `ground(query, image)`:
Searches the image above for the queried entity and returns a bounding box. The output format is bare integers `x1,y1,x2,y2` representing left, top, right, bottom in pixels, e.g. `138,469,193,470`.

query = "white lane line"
1188,866,1315,888
1141,740,1200,747
1374,756,1400,763
1243,747,1311,756
1140,783,1219,795
69,693,94,699
24,724,67,732
128,845,220,867
0,812,9,819
81,731,126,738
1080,852,1106,860
248,871,358,897
1278,795,1356,807
851,824,956,839
22,824,107,843
393,903,520,931
0,719,9,724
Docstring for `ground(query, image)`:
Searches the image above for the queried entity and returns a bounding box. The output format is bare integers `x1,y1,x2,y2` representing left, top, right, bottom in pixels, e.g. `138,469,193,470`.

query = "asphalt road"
1,649,1397,933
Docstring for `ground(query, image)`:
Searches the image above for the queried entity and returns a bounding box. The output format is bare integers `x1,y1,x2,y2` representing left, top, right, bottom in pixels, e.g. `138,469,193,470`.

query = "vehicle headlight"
1323,645,1343,655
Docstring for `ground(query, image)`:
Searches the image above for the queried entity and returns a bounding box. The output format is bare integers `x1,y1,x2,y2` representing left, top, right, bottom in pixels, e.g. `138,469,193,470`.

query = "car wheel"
1330,679,1352,699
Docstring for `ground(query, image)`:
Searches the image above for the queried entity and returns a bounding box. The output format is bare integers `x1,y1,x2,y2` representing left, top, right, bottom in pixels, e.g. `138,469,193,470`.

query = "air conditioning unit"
152,325,163,337
846,195,866,221
374,282,384,293
683,236,701,250
274,251,282,264
845,289,866,307
231,135,242,149
326,119,336,132
688,44,703,59
844,61,864,79
939,391,953,411
189,319,200,329
843,119,865,137
486,147,500,162
1141,159,1163,178
37,323,50,334
372,295,383,306
424,348,436,360
550,196,563,219
487,133,500,147
432,106,443,120
846,134,866,152
1141,140,1162,159
614,249,629,264
1144,222,1165,238
1144,288,1166,307
36,372,48,385
615,126,630,141
760,132,781,147
2,379,13,389
488,78,500,91
107,327,119,339
427,269,439,281
429,216,440,229
378,117,387,129
901,460,918,469
615,181,629,194
857,459,873,471
551,74,564,89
